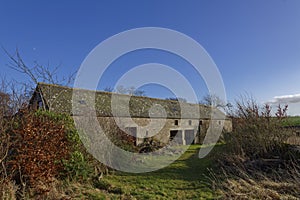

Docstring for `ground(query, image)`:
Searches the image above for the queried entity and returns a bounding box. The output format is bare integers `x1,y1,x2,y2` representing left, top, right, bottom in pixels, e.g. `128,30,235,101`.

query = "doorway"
184,130,195,144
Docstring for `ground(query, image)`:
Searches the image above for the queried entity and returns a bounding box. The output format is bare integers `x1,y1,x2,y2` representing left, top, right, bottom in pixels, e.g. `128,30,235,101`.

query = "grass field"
282,116,300,126
67,145,222,200
77,116,300,200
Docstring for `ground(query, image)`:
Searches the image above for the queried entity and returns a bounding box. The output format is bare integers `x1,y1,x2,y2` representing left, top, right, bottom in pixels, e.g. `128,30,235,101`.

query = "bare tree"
200,94,232,114
0,92,10,117
201,94,224,107
4,48,76,87
0,77,30,115
3,48,76,110
0,78,20,179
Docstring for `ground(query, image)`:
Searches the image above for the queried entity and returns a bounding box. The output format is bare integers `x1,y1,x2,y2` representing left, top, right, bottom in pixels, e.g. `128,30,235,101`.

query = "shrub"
62,150,93,181
213,97,300,199
8,111,70,194
35,111,106,182
6,110,108,195
0,118,11,180
138,138,164,153
224,98,291,159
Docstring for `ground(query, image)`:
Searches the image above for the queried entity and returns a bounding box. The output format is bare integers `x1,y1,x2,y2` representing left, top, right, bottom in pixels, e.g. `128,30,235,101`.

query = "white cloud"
267,93,300,104
267,94,300,116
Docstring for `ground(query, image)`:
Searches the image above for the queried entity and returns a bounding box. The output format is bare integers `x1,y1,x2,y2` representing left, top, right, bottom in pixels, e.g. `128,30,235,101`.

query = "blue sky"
1,0,300,115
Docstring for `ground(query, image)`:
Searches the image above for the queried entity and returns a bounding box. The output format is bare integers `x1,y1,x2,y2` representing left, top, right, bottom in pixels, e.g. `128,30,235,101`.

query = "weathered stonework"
29,83,232,145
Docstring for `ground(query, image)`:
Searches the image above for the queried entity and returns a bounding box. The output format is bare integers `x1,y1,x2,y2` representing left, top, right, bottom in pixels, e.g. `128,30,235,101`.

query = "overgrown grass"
213,151,300,199
94,145,222,199
213,99,300,199
0,144,222,199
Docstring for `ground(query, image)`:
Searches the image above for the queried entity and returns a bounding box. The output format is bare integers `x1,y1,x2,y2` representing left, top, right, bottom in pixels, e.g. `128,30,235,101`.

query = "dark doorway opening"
170,130,182,144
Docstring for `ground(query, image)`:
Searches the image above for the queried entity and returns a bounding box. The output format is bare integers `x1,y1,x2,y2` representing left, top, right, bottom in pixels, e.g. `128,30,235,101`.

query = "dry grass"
220,178,299,200
0,178,107,200
287,136,300,146
210,150,300,199
213,98,300,199
0,179,18,200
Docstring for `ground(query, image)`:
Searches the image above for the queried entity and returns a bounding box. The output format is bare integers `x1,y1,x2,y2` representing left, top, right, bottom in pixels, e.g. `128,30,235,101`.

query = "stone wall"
96,116,232,145
29,83,233,146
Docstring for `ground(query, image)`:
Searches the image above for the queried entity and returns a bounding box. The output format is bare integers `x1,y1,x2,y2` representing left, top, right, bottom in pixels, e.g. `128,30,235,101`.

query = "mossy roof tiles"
35,82,225,119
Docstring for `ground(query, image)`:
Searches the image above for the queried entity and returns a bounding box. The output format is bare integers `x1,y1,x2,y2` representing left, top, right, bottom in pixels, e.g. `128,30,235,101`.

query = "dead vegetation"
9,111,71,196
212,97,300,199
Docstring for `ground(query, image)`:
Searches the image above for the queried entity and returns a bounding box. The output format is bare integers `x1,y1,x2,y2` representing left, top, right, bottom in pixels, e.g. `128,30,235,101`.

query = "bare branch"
4,47,76,87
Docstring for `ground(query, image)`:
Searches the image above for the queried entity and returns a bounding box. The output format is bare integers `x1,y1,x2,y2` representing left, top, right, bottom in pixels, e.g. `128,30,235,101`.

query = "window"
199,120,203,125
175,120,179,126
188,120,192,125
78,100,86,105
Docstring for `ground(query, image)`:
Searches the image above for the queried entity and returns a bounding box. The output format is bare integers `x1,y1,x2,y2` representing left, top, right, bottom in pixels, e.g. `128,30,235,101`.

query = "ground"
65,145,221,200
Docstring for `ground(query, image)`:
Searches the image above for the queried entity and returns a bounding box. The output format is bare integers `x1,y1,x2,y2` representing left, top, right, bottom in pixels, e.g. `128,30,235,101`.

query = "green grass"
96,145,223,199
282,116,300,126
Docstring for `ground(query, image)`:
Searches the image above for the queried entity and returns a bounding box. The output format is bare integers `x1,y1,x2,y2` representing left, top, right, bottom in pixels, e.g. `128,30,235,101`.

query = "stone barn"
29,83,232,145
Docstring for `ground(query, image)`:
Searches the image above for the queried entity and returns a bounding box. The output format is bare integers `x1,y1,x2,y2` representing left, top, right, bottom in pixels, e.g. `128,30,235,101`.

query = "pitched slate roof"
33,82,225,119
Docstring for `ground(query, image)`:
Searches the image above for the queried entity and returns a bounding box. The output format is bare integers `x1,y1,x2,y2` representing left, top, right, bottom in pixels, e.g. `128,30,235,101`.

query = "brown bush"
9,111,70,194
213,97,300,199
225,98,291,159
